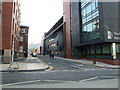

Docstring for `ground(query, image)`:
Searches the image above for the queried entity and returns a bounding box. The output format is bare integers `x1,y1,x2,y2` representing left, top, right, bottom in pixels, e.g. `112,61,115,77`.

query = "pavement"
0,56,51,72
55,56,120,69
0,55,120,72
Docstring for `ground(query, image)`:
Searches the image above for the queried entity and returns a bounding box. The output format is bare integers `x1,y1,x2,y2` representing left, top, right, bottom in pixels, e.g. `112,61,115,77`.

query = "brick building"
0,0,2,51
1,0,21,63
0,0,2,60
19,26,29,58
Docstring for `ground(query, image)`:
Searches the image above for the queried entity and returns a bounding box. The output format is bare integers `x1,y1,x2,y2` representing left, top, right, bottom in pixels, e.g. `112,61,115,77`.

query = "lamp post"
12,41,14,62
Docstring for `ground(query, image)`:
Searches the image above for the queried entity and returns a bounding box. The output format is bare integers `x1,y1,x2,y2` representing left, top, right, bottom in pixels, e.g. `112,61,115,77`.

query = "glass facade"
80,44,113,59
70,1,120,60
81,0,100,41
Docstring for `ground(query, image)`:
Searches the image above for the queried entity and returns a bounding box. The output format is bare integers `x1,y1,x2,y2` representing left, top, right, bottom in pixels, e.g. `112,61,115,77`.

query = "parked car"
32,52,37,57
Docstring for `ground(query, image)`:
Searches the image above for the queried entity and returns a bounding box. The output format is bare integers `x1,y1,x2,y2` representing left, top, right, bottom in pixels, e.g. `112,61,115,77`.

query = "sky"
20,0,63,45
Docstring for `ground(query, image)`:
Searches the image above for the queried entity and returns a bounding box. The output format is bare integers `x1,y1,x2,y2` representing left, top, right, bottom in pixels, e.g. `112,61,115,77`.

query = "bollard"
93,60,96,64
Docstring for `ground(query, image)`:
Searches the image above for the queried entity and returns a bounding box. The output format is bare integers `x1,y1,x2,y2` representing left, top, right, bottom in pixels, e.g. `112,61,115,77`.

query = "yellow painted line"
45,66,54,71
34,57,54,71
79,76,98,82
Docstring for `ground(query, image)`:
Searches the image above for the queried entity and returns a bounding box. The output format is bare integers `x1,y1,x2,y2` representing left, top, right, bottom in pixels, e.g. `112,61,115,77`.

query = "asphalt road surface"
1,55,119,88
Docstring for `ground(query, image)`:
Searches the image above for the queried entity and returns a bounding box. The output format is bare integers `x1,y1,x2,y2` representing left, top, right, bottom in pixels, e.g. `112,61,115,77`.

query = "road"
1,55,119,88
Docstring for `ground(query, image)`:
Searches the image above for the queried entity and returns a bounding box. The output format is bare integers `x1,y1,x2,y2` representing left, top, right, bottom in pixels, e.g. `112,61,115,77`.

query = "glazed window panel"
116,43,120,53
95,0,98,7
91,2,96,11
87,23,93,32
102,44,110,54
19,46,23,52
96,45,102,53
83,25,87,31
86,4,92,14
86,14,92,22
82,9,86,16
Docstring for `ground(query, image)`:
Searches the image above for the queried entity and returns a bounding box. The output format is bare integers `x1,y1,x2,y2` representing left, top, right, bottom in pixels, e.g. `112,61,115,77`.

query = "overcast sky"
20,0,63,45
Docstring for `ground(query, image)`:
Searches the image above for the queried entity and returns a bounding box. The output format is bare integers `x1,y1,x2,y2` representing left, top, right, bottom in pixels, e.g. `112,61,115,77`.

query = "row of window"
48,43,57,48
81,1,98,16
81,0,98,8
48,38,54,42
82,19,99,32
82,9,99,24
81,0,99,39
81,43,120,55
82,31,100,41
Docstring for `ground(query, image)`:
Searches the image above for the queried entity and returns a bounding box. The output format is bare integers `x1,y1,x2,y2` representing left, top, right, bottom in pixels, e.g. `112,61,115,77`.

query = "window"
95,0,98,7
48,38,54,42
86,14,92,22
91,2,96,11
87,23,92,32
14,2,15,14
81,1,99,25
57,41,59,45
19,46,23,52
19,36,23,42
82,9,86,16
12,18,14,30
83,25,87,32
49,43,57,48
102,44,110,54
21,29,25,33
86,4,91,14
116,43,120,53
93,19,99,30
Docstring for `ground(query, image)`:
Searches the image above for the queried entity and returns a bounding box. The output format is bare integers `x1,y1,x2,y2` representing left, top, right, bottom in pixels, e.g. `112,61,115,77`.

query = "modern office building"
19,26,29,58
1,0,21,63
63,0,120,64
43,17,64,57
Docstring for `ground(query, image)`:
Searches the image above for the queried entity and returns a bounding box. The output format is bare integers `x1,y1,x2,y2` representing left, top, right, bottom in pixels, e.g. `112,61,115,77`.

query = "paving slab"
0,56,50,72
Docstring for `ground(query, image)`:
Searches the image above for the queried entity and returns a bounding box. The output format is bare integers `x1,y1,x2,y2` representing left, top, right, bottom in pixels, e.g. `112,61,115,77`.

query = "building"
19,26,29,58
0,0,2,60
1,0,21,63
63,0,120,64
43,16,64,57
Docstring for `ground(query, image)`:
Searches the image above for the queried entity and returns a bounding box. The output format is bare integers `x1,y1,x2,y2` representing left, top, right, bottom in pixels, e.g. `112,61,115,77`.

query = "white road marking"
1,76,99,87
99,76,118,78
79,76,98,82
43,80,76,83
1,79,76,87
1,80,42,86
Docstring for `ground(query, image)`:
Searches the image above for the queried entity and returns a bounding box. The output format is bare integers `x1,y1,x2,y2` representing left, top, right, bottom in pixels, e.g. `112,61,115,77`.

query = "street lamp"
12,41,14,62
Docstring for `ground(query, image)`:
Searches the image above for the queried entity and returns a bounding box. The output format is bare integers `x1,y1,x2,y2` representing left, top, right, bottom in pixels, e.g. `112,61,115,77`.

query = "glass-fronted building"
67,0,120,61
